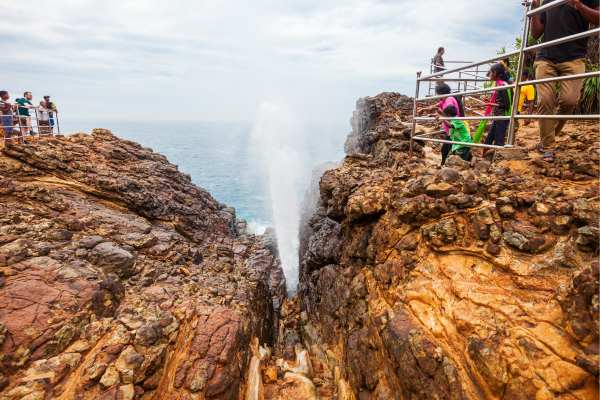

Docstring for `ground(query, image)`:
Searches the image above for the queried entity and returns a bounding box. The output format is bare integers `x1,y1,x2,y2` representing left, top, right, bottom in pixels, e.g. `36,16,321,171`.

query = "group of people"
0,90,58,143
429,0,598,164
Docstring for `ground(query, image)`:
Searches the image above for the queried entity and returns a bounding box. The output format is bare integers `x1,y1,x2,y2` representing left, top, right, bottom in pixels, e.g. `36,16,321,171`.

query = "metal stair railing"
1,105,61,143
410,0,600,156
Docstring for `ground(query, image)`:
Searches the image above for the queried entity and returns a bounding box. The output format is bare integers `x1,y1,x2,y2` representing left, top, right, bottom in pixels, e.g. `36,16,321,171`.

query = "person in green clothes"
15,91,35,138
442,105,472,163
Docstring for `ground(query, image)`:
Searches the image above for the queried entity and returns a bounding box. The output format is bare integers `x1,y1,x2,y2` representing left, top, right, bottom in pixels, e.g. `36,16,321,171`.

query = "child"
422,83,467,164
442,105,472,163
517,71,536,127
484,63,512,148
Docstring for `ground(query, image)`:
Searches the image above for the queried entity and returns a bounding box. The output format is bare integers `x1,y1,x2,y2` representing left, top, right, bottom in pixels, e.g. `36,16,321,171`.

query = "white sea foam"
246,220,268,235
250,101,306,294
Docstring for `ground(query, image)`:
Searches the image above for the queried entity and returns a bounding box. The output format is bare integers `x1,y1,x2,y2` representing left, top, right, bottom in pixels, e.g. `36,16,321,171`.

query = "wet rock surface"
0,129,285,399
298,93,599,399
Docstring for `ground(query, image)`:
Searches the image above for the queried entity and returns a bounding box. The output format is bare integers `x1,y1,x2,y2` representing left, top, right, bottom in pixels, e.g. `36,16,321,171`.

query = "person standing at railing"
483,64,513,159
530,0,599,162
15,91,36,139
0,91,15,142
433,47,445,72
42,96,57,131
39,96,56,135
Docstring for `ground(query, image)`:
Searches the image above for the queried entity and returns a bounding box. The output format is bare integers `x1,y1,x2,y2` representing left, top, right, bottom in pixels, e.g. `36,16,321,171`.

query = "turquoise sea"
61,120,346,230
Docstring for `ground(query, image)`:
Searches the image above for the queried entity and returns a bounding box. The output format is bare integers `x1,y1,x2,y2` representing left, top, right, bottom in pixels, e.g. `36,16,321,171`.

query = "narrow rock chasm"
1,92,599,400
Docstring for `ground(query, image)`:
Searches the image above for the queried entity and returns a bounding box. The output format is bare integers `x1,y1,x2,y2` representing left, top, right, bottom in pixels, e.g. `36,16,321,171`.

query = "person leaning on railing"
530,0,600,163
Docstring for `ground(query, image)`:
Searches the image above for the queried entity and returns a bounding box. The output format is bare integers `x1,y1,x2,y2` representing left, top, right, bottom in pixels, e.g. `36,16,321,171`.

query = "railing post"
409,71,422,158
507,0,532,147
429,61,433,97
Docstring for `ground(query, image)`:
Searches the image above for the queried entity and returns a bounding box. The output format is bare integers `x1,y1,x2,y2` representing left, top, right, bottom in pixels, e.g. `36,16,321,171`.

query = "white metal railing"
427,60,488,96
1,104,61,143
410,0,600,155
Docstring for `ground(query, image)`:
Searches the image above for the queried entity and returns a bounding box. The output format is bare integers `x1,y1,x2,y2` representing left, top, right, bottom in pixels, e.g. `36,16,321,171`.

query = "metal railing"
427,60,489,96
1,105,61,143
410,0,600,155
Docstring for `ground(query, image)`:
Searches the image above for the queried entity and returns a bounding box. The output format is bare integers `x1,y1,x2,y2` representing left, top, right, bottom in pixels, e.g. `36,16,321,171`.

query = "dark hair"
438,47,444,54
436,83,451,95
24,91,31,96
489,63,506,79
443,105,458,117
0,91,7,97
521,70,530,79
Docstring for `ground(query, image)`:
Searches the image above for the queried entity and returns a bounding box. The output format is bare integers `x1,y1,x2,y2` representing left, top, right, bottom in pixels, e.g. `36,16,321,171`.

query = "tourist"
483,63,512,154
15,91,35,138
500,57,514,83
422,83,466,165
518,71,536,126
39,96,56,135
0,91,15,142
433,47,445,72
530,0,599,162
443,105,473,162
45,96,57,131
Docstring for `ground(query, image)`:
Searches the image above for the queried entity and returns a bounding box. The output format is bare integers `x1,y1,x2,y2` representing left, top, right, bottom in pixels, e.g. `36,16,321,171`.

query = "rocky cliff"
0,130,285,400
298,93,599,400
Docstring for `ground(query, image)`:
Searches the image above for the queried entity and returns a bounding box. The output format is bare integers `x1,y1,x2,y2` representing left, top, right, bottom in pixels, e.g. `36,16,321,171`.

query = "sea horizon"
60,118,347,232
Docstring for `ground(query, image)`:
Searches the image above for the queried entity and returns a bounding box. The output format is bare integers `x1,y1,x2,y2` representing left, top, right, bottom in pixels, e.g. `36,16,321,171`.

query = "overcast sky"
2,1,523,124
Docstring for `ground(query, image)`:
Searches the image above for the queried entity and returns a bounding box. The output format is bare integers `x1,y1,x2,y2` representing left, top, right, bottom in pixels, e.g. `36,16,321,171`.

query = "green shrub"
579,64,599,114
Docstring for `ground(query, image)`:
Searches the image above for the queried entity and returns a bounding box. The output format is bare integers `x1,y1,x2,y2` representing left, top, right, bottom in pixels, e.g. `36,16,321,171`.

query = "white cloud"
0,0,523,123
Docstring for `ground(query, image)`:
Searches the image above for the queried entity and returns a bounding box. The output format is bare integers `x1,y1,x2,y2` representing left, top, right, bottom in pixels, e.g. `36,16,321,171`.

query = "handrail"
1,106,61,142
526,0,568,16
421,50,520,80
418,84,515,102
524,27,600,52
416,115,600,121
521,70,600,86
421,27,600,82
412,136,517,150
409,0,600,155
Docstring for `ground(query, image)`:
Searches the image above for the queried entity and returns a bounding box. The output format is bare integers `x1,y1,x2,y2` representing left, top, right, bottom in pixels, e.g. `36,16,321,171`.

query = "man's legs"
1,116,12,142
534,60,558,150
27,117,34,136
554,59,586,136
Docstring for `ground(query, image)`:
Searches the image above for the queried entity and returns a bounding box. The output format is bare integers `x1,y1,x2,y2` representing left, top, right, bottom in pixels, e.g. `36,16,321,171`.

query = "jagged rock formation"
0,130,285,400
299,93,599,399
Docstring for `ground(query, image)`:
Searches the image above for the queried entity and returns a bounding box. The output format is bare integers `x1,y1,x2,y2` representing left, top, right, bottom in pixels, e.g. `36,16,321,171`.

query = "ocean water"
61,119,346,232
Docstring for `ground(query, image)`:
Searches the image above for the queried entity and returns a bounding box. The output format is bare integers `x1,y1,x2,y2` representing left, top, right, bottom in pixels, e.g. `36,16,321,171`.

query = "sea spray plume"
250,101,306,293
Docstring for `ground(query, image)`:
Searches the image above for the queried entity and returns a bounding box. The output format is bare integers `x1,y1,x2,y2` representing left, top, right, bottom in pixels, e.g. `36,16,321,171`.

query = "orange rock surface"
0,130,285,399
298,93,599,400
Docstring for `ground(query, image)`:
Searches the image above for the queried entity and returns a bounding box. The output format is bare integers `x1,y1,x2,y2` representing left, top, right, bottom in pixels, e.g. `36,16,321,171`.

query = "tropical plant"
497,36,540,79
579,64,599,114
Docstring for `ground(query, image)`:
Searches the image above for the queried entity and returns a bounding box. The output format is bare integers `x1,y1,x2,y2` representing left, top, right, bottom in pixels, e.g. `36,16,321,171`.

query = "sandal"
542,150,555,163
